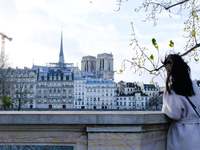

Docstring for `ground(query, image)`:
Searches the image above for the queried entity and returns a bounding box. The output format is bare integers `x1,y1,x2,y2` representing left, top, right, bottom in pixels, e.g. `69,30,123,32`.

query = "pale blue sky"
0,0,199,86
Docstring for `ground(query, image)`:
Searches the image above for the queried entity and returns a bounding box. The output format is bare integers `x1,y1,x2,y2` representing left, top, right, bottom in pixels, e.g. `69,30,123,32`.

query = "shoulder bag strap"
185,96,200,118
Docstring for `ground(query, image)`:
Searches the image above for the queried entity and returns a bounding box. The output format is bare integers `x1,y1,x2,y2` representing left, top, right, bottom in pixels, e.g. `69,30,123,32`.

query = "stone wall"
0,111,171,150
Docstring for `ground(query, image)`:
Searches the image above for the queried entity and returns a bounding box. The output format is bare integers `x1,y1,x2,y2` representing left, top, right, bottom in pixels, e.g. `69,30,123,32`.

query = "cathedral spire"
59,31,65,67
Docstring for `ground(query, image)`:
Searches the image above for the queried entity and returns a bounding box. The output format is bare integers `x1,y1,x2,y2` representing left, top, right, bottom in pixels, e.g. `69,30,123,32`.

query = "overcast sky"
0,0,199,86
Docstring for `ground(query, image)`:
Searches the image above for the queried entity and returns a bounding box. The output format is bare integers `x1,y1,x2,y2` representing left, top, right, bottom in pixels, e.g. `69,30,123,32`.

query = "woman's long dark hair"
162,54,195,96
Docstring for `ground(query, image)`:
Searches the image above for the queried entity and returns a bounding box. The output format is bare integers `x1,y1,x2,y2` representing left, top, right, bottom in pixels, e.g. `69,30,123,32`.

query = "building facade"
138,82,159,98
74,78,117,109
116,92,149,110
35,68,74,109
116,81,141,95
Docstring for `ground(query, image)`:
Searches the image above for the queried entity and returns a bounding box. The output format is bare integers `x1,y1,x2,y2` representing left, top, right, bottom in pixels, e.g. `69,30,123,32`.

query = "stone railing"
0,111,171,150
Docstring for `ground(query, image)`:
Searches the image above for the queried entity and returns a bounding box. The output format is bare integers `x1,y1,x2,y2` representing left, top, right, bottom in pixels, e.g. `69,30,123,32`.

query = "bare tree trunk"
18,99,21,111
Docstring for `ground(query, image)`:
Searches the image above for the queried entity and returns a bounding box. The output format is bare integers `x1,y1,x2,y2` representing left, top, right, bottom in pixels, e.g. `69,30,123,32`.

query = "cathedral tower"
96,53,114,80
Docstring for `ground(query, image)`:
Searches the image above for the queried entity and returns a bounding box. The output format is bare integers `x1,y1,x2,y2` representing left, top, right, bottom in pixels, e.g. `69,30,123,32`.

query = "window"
129,102,131,106
124,102,126,106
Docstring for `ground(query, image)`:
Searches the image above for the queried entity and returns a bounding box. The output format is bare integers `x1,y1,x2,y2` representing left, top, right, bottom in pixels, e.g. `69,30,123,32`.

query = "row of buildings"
0,32,164,110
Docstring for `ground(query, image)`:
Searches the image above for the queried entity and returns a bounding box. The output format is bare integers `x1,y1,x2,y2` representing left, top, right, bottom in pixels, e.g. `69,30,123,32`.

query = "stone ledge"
0,111,172,150
0,111,172,125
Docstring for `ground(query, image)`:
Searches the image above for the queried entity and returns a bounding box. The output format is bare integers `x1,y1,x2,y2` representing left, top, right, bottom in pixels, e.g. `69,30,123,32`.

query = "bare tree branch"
181,43,200,57
150,0,190,10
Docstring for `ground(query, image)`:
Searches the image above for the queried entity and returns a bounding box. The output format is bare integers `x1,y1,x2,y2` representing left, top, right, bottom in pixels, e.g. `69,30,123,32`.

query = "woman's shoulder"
191,80,200,95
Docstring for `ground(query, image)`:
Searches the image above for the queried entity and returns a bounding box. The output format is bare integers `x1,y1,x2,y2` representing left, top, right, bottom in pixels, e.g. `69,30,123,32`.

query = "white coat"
162,81,200,150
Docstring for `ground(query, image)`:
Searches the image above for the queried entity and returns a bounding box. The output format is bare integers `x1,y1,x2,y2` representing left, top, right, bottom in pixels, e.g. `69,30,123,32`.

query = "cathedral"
81,53,114,80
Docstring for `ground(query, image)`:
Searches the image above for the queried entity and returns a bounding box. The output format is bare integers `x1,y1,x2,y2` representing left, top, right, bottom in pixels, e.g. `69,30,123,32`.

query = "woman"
162,54,200,150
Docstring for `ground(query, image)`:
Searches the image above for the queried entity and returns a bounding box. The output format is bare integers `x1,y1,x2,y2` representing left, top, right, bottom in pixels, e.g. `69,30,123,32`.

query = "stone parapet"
0,111,171,150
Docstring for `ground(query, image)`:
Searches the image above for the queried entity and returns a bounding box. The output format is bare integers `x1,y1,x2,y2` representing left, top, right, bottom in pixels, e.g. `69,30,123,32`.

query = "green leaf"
150,54,154,60
169,40,174,47
152,38,156,46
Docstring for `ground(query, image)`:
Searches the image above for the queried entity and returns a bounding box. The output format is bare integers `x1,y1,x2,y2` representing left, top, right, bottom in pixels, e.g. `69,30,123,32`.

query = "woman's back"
162,81,200,150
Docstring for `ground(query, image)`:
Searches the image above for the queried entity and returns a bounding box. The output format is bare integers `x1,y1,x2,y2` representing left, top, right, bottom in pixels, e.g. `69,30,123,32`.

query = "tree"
13,75,30,111
1,96,13,109
0,59,14,110
116,0,200,80
147,95,163,110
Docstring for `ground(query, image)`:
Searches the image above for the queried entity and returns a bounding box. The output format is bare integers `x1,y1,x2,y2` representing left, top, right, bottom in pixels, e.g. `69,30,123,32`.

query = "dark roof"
144,84,158,91
119,90,148,96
